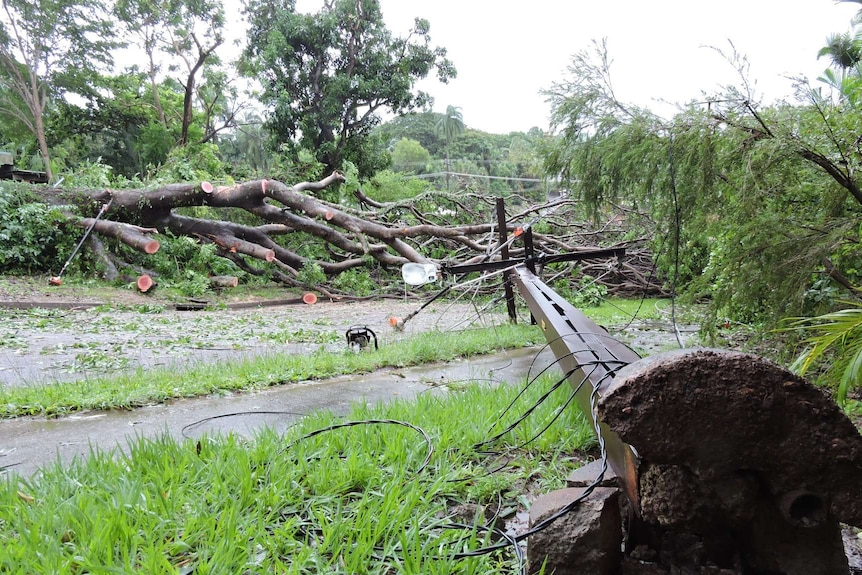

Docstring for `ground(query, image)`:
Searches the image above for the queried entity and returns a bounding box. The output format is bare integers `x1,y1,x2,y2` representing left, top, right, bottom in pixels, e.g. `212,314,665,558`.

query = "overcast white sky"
290,1,859,134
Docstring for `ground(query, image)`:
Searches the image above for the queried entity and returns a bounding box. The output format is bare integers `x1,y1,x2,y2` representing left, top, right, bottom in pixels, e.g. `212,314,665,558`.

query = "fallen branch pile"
41,172,666,296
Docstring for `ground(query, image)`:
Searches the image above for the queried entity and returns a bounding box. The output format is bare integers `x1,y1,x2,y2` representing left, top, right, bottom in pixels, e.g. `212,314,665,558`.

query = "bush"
553,273,608,308
331,268,377,296
363,170,430,202
297,261,326,286
0,184,79,274
152,143,227,184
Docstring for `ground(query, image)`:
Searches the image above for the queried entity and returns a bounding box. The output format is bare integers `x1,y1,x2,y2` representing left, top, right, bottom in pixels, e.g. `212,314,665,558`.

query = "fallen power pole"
398,196,861,571
512,264,641,509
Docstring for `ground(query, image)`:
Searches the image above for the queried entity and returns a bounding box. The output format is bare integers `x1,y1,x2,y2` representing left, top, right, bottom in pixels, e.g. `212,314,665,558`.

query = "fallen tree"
37,172,666,297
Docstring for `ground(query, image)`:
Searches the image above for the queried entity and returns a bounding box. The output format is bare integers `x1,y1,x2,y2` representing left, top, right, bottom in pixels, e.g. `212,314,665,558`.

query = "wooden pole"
496,197,517,323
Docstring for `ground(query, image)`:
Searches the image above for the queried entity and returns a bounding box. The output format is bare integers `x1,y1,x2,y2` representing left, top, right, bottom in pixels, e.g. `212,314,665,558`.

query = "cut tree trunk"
137,274,155,293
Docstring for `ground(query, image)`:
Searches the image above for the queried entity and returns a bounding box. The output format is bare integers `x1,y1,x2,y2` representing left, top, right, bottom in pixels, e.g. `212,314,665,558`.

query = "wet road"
0,347,557,478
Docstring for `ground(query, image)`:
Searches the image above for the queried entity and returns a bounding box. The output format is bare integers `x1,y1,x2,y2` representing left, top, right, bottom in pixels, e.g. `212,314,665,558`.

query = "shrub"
0,184,78,274
364,170,430,202
553,273,608,308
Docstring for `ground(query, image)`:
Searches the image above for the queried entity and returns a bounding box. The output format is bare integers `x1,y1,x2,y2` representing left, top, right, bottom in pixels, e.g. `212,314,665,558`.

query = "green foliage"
375,114,550,197
266,147,326,188
60,158,115,188
151,142,227,183
541,39,862,328
47,74,180,180
785,302,862,406
218,117,271,179
552,273,609,308
114,0,228,147
137,120,177,169
0,0,119,179
243,0,455,176
391,138,431,174
296,261,327,286
331,268,377,296
376,111,445,156
437,105,464,144
364,169,431,202
0,184,78,273
114,233,241,296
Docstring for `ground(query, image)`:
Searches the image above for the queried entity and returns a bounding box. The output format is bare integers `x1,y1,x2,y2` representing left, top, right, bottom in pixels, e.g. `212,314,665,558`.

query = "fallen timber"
509,265,862,574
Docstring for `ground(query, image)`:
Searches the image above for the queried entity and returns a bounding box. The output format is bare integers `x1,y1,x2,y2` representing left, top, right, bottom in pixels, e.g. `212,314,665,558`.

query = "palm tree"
818,15,862,102
436,105,464,191
819,31,862,71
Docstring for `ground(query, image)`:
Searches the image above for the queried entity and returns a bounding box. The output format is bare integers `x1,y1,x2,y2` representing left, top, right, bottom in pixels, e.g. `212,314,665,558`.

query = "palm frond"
784,302,862,405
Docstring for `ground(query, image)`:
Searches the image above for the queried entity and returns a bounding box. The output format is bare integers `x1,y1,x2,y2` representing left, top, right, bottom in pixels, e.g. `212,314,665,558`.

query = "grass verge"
0,324,543,418
1,373,596,574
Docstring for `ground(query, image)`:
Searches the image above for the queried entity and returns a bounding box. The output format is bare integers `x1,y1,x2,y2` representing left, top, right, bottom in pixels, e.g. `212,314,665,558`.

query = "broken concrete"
565,458,620,489
597,348,862,574
527,487,622,575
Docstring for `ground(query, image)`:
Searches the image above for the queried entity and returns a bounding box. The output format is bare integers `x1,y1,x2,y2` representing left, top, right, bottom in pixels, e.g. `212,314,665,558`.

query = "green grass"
585,297,672,325
0,324,543,418
0,375,596,574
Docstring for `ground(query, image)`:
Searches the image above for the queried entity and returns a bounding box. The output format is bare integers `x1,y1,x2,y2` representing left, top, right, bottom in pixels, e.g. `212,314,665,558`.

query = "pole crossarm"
443,247,626,276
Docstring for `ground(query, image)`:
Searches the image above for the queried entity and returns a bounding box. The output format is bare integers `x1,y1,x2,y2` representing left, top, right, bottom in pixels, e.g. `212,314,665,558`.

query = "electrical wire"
476,356,627,454
396,261,520,330
180,410,305,439
449,369,615,558
473,366,582,451
433,522,527,575
282,418,434,477
169,245,639,571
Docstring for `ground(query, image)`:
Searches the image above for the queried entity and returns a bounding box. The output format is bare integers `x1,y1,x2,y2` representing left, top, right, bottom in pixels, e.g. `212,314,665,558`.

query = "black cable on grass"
370,510,526,575
433,522,527,575
483,338,631,450
449,369,615,559
180,411,305,440
473,366,580,451
282,419,434,477
460,361,615,486
512,363,626,451
475,359,625,453
494,527,527,575
492,344,599,430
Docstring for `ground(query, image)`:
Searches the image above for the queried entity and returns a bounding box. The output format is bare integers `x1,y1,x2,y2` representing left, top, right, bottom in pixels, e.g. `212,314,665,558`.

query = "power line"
414,171,544,183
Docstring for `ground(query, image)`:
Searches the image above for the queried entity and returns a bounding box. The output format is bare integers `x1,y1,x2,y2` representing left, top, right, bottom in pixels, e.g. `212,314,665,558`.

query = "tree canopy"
242,0,456,177
0,0,117,180
541,39,862,328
